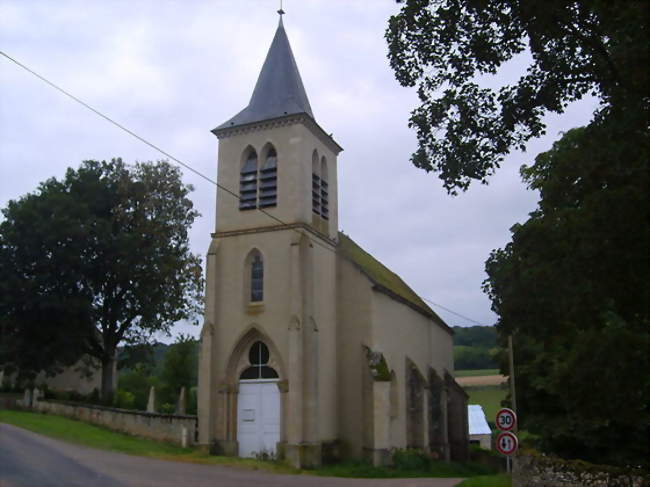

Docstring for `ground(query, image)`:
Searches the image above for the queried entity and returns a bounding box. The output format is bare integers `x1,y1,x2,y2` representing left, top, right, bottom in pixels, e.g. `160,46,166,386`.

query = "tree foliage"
483,117,649,467
0,159,203,402
386,0,648,192
159,334,197,405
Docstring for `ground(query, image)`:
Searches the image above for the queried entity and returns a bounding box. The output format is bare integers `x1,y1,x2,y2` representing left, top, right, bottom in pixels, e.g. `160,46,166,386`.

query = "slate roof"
468,405,492,436
338,232,451,333
214,17,314,132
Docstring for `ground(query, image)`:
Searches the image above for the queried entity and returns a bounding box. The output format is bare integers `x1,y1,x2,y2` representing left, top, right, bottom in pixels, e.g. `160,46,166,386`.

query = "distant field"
455,369,500,377
464,385,508,426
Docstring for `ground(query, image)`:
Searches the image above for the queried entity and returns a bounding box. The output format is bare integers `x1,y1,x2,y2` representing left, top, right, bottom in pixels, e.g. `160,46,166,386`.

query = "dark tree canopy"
484,116,649,467
386,0,648,192
0,159,203,401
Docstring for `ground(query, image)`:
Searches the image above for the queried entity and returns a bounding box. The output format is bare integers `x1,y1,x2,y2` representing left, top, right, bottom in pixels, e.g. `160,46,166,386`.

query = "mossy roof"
337,232,451,333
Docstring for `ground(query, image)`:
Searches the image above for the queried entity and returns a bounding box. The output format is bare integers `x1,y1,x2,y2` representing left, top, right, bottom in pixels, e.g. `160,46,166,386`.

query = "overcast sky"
0,0,598,342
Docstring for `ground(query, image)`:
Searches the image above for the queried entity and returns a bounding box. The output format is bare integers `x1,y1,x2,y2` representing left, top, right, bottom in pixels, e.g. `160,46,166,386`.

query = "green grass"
455,474,511,487
314,459,493,478
0,410,298,474
1,410,496,479
455,369,500,377
464,385,508,425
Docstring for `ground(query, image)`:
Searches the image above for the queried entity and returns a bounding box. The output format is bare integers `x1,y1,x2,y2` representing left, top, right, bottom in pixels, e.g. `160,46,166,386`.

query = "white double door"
237,380,281,458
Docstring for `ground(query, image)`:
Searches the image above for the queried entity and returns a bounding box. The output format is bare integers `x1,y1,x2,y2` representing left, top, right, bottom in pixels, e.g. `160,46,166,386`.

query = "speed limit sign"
495,408,517,431
496,431,518,455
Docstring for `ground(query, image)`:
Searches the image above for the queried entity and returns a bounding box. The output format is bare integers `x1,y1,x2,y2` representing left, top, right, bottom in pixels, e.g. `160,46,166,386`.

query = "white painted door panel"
237,381,280,458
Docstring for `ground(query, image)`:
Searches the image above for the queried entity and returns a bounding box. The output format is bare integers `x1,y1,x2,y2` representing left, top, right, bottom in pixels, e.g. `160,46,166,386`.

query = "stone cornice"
212,222,337,248
211,113,343,155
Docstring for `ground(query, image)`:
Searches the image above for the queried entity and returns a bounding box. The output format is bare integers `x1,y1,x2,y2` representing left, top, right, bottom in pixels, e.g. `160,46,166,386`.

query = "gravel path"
0,423,465,487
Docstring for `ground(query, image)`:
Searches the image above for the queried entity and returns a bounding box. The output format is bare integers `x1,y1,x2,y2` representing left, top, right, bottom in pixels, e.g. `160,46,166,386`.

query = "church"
197,13,468,468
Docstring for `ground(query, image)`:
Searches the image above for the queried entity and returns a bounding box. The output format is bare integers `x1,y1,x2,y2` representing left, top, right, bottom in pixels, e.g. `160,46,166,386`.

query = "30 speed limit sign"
495,408,517,431
496,431,518,456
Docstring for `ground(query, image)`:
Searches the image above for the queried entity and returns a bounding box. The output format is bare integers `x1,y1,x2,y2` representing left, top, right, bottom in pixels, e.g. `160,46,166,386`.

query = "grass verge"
315,460,493,478
0,409,298,474
455,369,500,378
1,409,494,478
455,474,511,486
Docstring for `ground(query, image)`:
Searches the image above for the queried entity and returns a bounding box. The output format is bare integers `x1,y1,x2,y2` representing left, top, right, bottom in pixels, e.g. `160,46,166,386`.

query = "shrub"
113,389,135,409
159,402,175,414
393,449,431,471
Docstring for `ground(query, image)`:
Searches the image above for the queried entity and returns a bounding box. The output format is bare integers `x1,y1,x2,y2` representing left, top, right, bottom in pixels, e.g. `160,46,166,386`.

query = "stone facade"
197,15,467,468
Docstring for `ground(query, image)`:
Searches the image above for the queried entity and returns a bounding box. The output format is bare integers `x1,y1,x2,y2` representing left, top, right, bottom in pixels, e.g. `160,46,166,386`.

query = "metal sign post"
496,408,518,472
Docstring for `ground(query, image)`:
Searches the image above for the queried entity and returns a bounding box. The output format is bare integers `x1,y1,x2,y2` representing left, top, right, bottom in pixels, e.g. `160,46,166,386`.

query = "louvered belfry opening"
240,150,258,210
320,157,329,220
312,151,321,216
259,147,278,208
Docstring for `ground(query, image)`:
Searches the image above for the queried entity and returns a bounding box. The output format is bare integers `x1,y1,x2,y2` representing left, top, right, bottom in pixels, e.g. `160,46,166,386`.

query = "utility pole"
507,334,517,475
508,334,517,415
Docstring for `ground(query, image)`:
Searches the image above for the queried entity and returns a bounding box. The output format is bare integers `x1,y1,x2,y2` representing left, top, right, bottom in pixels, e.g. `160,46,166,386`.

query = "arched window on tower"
320,156,329,220
240,341,279,379
240,149,258,210
250,253,264,302
259,147,278,208
312,150,321,216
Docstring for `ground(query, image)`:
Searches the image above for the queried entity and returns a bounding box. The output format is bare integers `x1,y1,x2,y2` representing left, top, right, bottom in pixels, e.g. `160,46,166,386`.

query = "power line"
0,49,490,327
421,298,488,326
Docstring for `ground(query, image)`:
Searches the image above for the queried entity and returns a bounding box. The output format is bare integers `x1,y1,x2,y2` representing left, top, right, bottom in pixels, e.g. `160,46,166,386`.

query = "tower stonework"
198,17,341,468
198,15,466,468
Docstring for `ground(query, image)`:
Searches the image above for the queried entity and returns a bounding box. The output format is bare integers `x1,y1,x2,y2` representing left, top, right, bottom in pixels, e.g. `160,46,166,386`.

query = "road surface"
0,423,464,487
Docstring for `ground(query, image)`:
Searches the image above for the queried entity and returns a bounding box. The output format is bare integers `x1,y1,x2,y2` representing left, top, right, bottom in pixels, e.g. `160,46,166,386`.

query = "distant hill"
452,326,500,371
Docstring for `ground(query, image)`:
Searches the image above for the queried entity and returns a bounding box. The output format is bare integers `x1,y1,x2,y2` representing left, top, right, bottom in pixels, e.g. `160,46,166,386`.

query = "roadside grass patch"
315,459,493,478
455,474,512,486
1,410,496,478
0,410,297,474
455,369,500,378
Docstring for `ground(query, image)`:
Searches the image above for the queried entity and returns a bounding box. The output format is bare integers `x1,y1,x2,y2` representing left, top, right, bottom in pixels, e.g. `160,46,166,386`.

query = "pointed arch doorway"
237,341,281,458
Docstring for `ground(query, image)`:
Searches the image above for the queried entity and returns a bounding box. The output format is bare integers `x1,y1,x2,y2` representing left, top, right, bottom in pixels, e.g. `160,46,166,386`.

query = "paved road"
0,423,464,487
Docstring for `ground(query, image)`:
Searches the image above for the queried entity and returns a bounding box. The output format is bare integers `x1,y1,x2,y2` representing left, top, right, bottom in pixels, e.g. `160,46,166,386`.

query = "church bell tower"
198,12,342,468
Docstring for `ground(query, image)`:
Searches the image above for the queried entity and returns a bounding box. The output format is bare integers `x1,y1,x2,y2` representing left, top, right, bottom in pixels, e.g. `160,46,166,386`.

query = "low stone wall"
34,400,197,447
513,452,648,487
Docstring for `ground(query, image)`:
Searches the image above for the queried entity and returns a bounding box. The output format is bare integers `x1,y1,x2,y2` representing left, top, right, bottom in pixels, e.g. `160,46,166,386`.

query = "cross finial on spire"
277,0,285,16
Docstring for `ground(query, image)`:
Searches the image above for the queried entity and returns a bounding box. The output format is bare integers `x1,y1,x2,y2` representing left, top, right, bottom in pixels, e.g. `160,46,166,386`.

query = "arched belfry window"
312,150,321,216
259,147,278,208
251,253,263,302
320,157,329,220
240,149,258,210
240,341,279,380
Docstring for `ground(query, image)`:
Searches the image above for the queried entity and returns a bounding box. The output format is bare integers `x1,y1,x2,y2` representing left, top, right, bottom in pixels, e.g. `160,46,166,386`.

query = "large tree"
386,0,648,193
483,116,649,467
0,159,203,402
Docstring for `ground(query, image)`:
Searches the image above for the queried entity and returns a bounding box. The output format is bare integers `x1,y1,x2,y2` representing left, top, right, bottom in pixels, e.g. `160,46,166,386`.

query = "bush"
393,449,431,471
159,402,175,414
113,389,135,409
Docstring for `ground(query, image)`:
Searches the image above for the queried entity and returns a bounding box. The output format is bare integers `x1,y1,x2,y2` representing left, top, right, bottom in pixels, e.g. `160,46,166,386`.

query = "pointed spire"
214,15,314,132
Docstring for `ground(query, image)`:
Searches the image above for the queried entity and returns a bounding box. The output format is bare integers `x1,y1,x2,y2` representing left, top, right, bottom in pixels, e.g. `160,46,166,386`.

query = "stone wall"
513,452,649,487
34,400,197,447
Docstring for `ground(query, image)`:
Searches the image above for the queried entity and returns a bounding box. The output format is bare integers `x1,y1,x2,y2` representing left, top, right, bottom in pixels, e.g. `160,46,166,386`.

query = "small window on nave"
240,341,279,380
240,149,258,210
259,147,278,208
